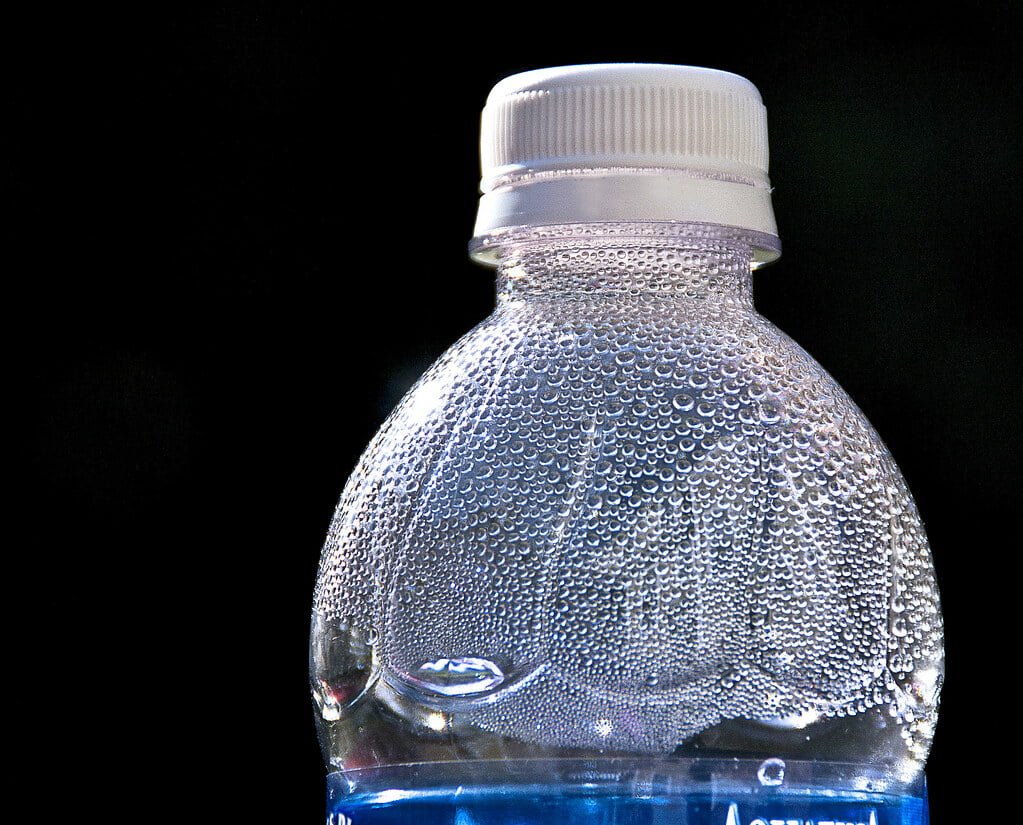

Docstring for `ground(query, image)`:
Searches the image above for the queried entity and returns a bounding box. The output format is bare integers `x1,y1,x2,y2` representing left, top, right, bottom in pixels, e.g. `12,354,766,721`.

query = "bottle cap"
471,64,779,263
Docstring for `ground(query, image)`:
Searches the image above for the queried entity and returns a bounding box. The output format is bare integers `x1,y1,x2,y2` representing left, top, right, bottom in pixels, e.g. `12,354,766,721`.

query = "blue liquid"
328,778,928,825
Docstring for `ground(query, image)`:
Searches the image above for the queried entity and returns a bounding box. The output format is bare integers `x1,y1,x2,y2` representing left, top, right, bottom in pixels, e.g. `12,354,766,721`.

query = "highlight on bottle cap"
471,64,779,263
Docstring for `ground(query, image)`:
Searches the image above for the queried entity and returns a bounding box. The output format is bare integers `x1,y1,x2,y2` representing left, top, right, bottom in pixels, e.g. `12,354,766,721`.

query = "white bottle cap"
471,64,779,263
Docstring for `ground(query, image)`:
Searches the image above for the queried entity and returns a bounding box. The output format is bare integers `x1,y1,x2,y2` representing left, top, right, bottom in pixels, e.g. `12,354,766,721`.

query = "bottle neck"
476,223,777,308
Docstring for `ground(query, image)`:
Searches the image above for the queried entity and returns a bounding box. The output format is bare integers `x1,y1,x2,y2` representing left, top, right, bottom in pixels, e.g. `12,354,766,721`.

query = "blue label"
328,787,927,825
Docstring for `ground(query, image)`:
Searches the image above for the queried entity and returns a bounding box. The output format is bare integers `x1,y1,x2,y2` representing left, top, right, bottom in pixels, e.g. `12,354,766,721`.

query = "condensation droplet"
757,758,786,786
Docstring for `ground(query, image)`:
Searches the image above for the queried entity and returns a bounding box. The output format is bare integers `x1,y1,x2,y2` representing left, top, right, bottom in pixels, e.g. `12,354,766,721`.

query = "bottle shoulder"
401,301,882,444
335,300,924,529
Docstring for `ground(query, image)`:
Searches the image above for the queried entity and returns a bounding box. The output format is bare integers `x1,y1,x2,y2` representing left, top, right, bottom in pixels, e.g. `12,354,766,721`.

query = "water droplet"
671,392,694,411
760,401,781,424
405,657,506,697
757,757,786,786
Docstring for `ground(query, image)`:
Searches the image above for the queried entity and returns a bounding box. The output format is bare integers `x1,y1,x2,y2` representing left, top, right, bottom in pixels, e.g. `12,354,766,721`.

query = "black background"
12,3,1021,822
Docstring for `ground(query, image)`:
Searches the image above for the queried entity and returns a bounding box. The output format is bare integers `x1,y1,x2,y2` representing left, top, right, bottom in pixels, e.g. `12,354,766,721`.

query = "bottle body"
312,225,942,822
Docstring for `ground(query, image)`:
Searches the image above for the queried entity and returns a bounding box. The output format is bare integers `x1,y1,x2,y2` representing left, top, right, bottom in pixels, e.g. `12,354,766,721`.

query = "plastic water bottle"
311,64,943,825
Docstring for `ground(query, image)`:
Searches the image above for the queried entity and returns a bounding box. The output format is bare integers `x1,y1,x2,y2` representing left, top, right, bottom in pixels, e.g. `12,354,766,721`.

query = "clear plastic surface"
311,223,943,807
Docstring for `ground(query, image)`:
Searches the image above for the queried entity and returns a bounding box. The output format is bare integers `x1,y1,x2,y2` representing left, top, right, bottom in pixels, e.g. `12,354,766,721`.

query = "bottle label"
698,801,917,825
328,797,925,825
